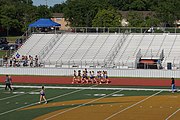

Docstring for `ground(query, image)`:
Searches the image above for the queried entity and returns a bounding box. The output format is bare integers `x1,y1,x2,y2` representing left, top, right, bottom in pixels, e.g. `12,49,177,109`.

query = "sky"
33,0,66,7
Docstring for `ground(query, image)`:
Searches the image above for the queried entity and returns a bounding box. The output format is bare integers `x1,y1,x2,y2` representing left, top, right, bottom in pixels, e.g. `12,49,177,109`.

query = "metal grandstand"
11,27,180,70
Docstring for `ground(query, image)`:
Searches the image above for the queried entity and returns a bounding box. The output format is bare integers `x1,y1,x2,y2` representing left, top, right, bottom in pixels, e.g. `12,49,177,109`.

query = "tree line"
0,0,179,36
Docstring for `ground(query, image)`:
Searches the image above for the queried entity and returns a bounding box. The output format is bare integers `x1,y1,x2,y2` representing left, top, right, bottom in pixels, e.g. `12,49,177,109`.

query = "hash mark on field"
0,89,81,116
0,85,97,116
104,91,162,120
0,89,39,101
44,90,122,120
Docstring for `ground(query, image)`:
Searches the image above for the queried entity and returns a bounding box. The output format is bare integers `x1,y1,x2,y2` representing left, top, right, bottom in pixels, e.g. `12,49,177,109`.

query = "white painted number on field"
12,92,39,95
29,92,39,95
94,94,106,96
112,94,124,97
85,94,124,97
13,92,25,94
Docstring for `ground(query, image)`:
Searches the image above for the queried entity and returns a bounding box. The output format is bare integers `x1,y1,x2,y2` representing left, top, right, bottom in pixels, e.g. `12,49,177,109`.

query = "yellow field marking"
105,94,180,120
32,96,145,120
165,108,180,120
31,95,179,120
105,91,162,120
43,90,122,120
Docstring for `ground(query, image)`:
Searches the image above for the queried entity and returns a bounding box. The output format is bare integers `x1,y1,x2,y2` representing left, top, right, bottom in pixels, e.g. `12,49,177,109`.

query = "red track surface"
0,76,180,86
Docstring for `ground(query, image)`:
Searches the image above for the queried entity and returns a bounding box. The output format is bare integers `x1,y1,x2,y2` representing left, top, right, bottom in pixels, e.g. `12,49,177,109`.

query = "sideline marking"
165,108,180,120
0,85,96,116
0,85,171,91
0,89,39,101
44,90,122,120
85,94,124,97
0,88,4,90
104,91,162,120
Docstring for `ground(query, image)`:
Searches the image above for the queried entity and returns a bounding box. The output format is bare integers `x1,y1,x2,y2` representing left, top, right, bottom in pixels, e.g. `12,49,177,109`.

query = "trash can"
167,63,172,70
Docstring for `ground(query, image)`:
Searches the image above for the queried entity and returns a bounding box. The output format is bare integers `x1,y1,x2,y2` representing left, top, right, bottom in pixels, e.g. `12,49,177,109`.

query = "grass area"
0,36,20,58
0,85,178,120
6,36,21,43
0,50,7,58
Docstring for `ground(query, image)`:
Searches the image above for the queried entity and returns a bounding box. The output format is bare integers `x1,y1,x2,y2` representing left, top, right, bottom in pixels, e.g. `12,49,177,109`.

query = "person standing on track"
8,75,14,90
171,77,176,93
39,86,47,104
5,75,13,91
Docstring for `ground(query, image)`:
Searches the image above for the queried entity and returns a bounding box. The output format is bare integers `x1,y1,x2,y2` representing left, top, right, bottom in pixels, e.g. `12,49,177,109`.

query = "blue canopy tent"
29,18,61,28
28,18,61,34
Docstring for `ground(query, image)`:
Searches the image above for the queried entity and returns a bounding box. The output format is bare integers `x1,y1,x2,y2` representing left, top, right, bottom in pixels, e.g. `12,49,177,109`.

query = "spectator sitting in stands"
35,55,39,67
29,55,33,67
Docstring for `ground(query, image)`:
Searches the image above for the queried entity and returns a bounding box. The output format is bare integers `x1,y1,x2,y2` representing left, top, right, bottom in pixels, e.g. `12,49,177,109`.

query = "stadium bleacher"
14,32,180,69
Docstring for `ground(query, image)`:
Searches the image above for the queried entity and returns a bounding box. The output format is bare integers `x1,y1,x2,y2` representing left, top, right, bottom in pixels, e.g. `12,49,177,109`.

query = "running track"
0,76,179,86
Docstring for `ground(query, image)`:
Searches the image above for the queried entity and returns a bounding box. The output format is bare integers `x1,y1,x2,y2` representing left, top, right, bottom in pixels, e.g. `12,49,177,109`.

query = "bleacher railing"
105,33,128,66
66,27,180,34
38,34,62,60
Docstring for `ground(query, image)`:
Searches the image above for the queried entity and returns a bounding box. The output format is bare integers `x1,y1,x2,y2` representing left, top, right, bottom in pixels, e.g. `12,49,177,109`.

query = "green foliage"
92,8,122,27
50,3,66,13
127,12,160,27
63,0,110,27
127,12,144,27
143,16,160,27
0,50,7,58
0,0,52,36
108,0,152,11
129,0,146,11
0,0,179,36
36,5,52,19
153,0,180,26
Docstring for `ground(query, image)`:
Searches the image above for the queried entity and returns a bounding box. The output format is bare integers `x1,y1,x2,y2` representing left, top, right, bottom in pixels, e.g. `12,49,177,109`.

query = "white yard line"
104,90,163,120
0,85,96,116
0,85,171,91
165,108,180,120
0,88,4,90
0,89,39,101
44,90,122,120
0,94,26,101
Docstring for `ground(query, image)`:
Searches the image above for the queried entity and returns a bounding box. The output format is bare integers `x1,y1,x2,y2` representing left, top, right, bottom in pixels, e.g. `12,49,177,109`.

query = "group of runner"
72,68,111,84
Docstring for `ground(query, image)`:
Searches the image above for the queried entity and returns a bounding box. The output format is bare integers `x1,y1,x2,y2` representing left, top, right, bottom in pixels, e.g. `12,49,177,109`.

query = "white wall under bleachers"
0,67,179,78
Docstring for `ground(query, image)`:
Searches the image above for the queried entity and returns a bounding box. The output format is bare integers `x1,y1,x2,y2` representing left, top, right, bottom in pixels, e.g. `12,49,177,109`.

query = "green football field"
0,84,179,120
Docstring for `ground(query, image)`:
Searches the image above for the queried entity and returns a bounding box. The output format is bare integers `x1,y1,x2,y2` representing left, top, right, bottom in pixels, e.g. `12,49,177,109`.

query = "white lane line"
44,90,122,120
0,88,4,91
0,89,39,101
0,85,171,91
104,90,162,120
165,108,180,120
0,85,96,116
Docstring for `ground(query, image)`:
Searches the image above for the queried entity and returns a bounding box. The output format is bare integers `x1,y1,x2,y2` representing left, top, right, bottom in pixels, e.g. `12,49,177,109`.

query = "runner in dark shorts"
39,86,47,104
72,70,78,84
